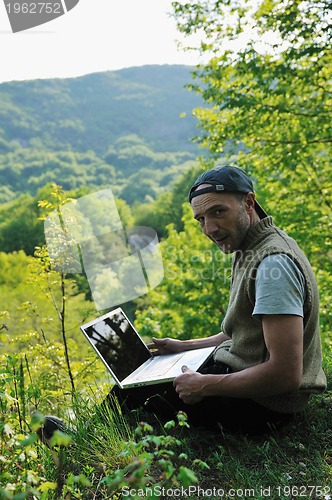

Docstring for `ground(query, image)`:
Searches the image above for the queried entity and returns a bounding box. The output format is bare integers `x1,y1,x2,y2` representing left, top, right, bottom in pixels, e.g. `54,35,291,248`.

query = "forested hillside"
0,65,202,203
0,0,331,494
0,65,200,154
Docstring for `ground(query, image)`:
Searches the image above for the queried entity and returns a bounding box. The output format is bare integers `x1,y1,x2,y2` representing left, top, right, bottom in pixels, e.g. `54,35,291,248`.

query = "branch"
300,161,332,212
259,102,331,119
259,137,332,145
60,272,76,398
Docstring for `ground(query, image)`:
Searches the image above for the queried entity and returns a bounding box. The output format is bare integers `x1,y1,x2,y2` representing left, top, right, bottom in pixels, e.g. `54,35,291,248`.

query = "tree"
170,0,332,354
0,247,105,415
171,0,331,234
135,204,232,340
132,162,208,237
0,194,44,255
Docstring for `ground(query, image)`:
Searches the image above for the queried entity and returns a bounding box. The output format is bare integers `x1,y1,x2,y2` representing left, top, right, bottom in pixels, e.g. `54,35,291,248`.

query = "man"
41,165,326,436
144,165,326,433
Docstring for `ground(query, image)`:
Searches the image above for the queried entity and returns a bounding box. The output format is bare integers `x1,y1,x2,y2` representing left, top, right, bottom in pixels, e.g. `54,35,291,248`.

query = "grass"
38,388,331,499
1,362,331,499
195,397,331,498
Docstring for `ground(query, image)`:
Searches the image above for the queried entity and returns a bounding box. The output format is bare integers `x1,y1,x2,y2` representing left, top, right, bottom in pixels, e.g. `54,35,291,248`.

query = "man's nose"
204,218,219,236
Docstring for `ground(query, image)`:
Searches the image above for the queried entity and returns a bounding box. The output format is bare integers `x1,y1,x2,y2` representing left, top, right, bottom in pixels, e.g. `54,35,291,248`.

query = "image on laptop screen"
83,309,151,382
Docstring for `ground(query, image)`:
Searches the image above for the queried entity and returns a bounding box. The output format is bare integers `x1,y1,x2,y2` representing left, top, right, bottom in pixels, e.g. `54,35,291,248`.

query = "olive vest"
214,217,327,413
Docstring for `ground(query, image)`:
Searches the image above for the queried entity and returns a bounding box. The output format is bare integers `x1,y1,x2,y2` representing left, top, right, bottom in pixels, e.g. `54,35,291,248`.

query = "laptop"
80,307,215,388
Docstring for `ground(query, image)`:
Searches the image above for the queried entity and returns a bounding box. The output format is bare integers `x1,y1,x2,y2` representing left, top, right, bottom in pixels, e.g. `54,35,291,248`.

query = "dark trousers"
105,362,293,435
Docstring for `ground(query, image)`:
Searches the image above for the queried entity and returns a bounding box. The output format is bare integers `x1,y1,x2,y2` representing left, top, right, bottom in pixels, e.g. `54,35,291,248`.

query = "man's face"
191,186,255,253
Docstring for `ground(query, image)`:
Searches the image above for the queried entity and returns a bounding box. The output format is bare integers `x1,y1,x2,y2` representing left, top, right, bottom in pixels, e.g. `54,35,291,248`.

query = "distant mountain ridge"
0,65,202,155
0,65,205,204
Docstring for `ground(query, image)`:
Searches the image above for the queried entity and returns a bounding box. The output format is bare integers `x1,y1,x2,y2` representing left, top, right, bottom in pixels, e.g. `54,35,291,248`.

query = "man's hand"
173,366,205,404
147,337,184,355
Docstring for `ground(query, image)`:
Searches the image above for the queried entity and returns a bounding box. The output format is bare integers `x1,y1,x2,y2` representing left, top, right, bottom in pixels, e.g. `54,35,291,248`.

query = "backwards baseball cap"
189,165,267,219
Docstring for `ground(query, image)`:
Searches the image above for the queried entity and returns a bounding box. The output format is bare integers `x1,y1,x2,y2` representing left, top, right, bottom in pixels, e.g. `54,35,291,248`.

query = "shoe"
37,414,69,447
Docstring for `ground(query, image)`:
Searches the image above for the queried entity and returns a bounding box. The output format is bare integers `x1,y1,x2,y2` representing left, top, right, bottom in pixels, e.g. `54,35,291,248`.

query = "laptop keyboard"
149,355,184,376
134,352,186,379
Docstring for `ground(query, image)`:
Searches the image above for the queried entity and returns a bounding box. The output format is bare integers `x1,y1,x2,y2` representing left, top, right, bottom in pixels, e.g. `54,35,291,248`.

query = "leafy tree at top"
171,0,332,233
167,0,332,354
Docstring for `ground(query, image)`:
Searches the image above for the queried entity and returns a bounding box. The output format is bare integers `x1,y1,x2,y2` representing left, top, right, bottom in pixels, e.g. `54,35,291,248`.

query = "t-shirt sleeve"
253,253,306,320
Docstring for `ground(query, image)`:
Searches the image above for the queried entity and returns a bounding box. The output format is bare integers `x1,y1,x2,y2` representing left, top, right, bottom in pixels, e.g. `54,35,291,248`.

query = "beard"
213,203,251,254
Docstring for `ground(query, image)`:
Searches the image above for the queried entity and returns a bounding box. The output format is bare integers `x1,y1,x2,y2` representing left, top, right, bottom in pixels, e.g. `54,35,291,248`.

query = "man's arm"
148,331,230,355
174,314,303,404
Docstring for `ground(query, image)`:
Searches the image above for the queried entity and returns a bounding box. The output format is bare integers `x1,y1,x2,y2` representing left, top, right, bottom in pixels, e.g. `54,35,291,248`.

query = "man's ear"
244,192,256,212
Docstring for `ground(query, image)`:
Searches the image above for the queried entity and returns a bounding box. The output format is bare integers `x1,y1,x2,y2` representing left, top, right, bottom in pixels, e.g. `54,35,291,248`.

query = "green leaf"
49,430,72,447
177,466,198,487
38,481,58,493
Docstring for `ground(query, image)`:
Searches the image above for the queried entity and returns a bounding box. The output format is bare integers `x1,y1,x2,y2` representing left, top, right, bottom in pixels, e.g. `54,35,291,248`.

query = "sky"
0,0,203,84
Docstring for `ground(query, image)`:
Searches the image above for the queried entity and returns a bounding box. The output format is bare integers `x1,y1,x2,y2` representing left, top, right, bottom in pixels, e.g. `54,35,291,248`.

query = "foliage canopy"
171,0,331,225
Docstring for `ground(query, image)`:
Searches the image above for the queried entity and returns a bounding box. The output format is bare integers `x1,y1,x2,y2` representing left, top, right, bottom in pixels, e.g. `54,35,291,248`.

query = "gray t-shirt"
253,254,306,319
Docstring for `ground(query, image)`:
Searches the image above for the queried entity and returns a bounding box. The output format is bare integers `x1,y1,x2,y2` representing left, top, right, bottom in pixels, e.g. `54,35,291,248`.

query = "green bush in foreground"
0,345,331,499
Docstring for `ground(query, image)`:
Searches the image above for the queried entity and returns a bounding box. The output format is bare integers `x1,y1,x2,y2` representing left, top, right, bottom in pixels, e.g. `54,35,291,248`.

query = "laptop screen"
82,308,151,382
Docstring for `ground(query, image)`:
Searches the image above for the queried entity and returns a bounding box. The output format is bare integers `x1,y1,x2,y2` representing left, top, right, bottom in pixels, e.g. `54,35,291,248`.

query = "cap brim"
255,200,268,219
